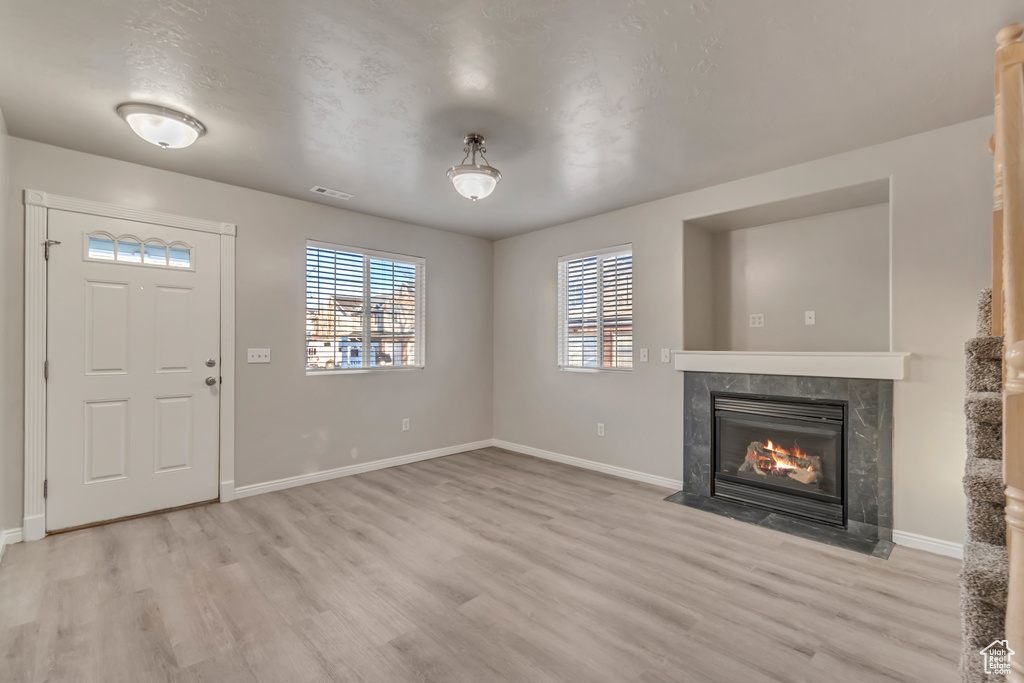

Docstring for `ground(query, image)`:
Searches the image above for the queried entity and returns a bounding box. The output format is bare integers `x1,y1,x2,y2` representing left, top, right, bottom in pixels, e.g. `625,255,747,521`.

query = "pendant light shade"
117,103,206,149
447,134,501,201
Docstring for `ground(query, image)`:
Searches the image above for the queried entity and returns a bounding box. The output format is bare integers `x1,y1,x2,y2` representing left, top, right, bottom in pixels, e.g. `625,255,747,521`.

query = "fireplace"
712,392,846,527
677,373,891,556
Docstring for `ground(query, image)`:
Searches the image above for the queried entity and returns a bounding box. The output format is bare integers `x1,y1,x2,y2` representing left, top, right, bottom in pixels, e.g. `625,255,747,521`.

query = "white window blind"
305,240,424,372
558,245,633,370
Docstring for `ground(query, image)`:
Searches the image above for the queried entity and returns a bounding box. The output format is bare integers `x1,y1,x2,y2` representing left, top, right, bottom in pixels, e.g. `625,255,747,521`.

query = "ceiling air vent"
310,185,354,201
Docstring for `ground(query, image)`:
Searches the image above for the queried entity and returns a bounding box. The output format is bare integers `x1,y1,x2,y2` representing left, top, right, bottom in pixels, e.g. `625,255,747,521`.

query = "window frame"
305,239,425,375
557,243,633,373
84,231,195,271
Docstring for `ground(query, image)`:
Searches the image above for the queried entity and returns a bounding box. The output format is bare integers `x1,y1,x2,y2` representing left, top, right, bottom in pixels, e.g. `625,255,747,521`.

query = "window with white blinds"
558,245,633,370
306,240,424,372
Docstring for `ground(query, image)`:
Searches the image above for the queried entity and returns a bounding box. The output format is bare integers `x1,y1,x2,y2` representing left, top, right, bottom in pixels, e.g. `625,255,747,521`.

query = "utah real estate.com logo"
980,640,1015,676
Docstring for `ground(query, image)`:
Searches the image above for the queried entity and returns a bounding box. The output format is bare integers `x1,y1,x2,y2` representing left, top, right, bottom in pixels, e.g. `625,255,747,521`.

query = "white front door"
45,210,221,531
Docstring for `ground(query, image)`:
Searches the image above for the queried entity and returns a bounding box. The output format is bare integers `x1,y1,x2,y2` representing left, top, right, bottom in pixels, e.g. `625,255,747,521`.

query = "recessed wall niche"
684,179,890,353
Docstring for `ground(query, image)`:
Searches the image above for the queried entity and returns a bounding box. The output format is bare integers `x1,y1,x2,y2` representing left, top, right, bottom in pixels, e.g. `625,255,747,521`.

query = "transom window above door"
305,240,425,372
558,244,633,371
86,232,193,269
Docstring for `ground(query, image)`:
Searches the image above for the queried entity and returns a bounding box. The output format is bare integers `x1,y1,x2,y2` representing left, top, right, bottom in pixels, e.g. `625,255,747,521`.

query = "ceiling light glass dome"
117,103,206,149
447,134,501,201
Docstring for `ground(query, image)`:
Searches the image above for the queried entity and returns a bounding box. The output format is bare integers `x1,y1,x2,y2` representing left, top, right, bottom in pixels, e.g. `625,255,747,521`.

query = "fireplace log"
742,444,770,476
786,468,820,485
740,441,821,485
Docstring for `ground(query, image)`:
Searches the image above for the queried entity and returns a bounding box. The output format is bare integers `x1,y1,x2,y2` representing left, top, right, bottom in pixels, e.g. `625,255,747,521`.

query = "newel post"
996,22,1024,683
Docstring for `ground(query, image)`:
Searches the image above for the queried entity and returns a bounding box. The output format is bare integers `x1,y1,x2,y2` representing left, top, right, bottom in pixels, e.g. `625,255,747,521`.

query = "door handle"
206,358,217,367
205,376,217,386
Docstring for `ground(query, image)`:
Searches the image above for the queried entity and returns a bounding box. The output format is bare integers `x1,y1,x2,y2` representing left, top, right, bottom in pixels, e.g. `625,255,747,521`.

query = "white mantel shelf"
673,351,909,380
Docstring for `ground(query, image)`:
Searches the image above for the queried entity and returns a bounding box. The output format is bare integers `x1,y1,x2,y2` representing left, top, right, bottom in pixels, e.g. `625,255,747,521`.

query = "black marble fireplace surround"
668,372,894,558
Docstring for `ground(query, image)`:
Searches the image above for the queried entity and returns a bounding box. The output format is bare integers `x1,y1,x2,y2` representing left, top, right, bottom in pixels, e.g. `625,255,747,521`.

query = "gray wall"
709,204,890,352
682,224,714,350
493,209,686,482
2,138,494,529
494,116,993,545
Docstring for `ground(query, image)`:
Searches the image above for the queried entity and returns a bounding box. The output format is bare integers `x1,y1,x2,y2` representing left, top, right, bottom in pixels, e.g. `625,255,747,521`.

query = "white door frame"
22,190,236,542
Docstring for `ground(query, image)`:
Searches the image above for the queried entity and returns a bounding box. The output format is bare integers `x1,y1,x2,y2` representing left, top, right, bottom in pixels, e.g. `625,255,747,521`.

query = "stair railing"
995,22,1024,683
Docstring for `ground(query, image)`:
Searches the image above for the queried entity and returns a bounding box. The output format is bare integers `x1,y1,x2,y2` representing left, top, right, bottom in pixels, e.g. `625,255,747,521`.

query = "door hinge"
44,360,48,380
43,239,61,260
43,479,48,499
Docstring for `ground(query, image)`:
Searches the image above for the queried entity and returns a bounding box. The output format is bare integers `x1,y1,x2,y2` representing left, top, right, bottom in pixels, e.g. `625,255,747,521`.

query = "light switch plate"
805,310,816,325
247,348,271,363
639,348,649,362
749,313,765,328
660,348,671,363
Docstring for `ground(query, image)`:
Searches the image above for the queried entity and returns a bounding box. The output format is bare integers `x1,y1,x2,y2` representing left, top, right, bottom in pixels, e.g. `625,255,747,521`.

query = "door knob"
206,358,217,367
205,376,217,386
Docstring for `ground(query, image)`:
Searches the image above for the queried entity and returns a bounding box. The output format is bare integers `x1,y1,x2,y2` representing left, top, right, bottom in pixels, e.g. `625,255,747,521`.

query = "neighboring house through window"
558,244,633,370
305,240,424,371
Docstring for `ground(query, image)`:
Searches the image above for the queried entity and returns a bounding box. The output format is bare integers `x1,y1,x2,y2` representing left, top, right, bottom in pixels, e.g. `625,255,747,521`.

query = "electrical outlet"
402,418,410,432
661,348,671,363
805,310,816,325
597,423,605,437
749,314,765,328
247,348,271,363
639,348,649,362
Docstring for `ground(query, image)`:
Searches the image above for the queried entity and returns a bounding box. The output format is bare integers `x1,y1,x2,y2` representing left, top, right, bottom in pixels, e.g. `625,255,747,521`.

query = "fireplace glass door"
712,394,845,526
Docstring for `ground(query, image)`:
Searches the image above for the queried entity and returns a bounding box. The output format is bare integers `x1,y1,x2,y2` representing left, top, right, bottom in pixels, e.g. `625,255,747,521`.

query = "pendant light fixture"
116,103,206,149
447,134,501,201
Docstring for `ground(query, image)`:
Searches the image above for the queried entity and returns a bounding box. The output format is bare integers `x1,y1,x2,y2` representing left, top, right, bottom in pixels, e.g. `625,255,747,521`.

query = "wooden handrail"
995,22,1024,683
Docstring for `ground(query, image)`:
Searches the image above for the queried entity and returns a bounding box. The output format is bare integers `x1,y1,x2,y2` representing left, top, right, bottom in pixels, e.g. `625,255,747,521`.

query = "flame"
758,439,820,472
747,438,820,483
762,440,797,469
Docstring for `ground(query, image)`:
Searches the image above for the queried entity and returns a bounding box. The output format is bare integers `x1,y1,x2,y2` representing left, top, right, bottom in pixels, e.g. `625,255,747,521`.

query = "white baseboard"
219,480,236,503
490,439,682,490
893,530,964,559
233,440,494,499
0,527,24,566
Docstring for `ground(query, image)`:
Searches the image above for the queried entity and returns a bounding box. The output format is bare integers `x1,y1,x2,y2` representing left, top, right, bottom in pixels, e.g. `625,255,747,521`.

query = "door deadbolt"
206,358,217,367
205,376,217,386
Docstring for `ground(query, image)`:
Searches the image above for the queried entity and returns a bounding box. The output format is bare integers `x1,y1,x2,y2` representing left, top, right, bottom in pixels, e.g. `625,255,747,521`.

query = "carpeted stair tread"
966,360,1002,394
966,498,1006,545
967,419,1002,461
961,586,1008,682
965,392,1003,425
965,336,1004,393
963,455,1005,505
966,335,1004,361
961,541,1009,609
960,541,1009,679
977,288,993,337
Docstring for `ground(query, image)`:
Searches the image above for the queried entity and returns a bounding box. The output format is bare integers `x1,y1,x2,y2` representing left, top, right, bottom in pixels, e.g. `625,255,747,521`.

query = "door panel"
154,286,194,373
84,399,130,483
85,280,130,374
154,395,194,473
46,211,220,530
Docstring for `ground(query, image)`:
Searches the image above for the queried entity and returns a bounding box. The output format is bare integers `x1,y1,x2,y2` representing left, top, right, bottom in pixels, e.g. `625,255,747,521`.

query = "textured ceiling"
0,1,1018,239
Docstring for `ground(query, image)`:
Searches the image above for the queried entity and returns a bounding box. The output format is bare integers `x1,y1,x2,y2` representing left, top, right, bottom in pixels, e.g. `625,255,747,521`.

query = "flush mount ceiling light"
116,103,206,149
447,133,501,201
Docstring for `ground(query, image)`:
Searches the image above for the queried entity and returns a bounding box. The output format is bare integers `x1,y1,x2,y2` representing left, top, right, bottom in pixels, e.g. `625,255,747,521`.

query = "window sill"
558,366,633,374
306,365,424,376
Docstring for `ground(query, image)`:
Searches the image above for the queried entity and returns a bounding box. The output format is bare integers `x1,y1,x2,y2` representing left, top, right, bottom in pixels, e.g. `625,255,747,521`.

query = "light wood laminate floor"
1,447,962,682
